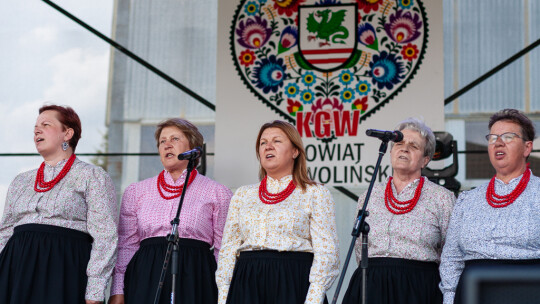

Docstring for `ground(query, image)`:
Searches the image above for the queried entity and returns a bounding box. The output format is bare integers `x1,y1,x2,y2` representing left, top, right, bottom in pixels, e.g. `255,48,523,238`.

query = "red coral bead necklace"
486,165,530,208
385,176,425,214
34,154,77,192
157,169,198,200
259,175,296,205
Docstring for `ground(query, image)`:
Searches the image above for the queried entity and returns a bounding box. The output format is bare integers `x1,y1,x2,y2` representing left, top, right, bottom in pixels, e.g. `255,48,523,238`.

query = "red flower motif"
274,0,306,17
352,97,368,113
356,0,384,14
287,99,303,116
401,43,419,61
239,50,256,66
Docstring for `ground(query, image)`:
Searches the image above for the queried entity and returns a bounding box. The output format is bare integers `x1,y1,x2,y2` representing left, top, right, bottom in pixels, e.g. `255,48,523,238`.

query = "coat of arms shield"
298,4,358,72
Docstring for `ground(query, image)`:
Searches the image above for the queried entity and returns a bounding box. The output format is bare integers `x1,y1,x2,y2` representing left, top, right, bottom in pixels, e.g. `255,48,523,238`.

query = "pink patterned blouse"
111,170,232,296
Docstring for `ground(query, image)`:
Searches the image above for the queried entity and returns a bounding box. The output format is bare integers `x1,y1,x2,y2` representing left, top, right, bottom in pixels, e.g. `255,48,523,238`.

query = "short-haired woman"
0,104,118,304
440,109,540,304
343,118,455,304
109,118,232,304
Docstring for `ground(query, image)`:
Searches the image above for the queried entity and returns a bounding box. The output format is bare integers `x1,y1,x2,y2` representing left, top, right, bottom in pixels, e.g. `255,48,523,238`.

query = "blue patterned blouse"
439,170,540,304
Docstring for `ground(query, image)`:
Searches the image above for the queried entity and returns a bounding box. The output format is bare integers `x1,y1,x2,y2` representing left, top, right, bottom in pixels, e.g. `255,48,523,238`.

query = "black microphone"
365,129,404,142
177,147,203,160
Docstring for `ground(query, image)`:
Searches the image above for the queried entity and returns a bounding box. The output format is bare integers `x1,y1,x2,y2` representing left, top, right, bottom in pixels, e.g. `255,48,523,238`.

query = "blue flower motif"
397,0,413,9
339,70,354,85
341,88,355,103
245,1,259,16
369,51,404,90
302,71,316,87
259,0,267,4
252,55,287,94
356,80,371,96
300,89,315,104
284,83,300,98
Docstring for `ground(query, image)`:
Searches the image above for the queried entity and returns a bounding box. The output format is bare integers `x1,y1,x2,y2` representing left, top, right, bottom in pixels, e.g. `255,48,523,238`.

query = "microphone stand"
153,158,196,304
331,139,390,304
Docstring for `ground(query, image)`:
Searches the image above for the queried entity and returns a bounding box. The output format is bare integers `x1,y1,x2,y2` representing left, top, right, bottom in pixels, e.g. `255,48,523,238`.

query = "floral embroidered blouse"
354,177,455,264
0,158,118,301
216,175,340,304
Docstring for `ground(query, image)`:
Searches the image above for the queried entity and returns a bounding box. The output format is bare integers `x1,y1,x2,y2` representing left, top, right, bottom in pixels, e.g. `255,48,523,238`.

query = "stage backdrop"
215,0,444,189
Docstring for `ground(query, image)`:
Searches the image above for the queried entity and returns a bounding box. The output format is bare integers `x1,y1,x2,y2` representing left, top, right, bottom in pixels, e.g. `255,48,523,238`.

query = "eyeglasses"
485,132,523,144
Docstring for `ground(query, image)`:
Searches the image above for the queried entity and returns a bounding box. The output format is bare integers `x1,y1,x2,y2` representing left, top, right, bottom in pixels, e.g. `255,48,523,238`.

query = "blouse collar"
494,169,528,186
163,168,188,185
266,174,293,184
387,176,422,193
44,157,71,169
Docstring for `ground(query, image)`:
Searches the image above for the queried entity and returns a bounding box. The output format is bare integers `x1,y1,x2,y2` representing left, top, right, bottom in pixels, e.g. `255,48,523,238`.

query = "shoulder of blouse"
194,173,227,189
13,168,37,181
6,169,36,195
356,181,385,204
528,173,540,184
453,182,488,211
72,158,111,178
135,173,159,186
192,174,233,199
305,182,327,191
303,182,333,198
457,182,486,200
238,182,260,191
123,174,159,195
231,182,259,197
423,178,455,199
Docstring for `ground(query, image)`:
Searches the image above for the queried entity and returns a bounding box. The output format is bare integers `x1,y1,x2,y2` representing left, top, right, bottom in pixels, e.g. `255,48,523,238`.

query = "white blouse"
216,175,340,304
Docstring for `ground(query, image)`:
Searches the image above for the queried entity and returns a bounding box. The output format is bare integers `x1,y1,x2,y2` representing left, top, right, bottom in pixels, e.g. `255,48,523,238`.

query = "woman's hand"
108,294,125,304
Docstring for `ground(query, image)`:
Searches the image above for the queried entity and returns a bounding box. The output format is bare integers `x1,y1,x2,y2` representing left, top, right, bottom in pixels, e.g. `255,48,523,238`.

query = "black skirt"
124,237,217,304
342,258,442,304
226,250,327,304
0,223,93,304
454,259,540,304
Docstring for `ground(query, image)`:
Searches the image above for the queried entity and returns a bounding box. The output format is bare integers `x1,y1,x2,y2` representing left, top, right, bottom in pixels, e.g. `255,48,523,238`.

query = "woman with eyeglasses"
440,108,540,304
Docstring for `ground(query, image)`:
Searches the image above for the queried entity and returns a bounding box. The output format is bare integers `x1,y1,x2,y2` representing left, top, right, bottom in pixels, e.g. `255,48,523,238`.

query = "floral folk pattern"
231,0,428,141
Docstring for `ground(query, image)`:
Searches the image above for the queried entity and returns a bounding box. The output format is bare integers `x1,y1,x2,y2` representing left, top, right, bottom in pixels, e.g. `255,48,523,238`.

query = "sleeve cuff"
443,291,455,304
218,284,230,304
110,271,125,296
85,276,108,301
304,283,326,304
214,249,220,262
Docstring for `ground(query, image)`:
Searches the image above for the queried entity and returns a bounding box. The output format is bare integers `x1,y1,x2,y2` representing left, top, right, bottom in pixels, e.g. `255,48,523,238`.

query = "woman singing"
342,118,455,304
0,104,118,304
216,120,340,304
109,118,232,304
440,109,540,304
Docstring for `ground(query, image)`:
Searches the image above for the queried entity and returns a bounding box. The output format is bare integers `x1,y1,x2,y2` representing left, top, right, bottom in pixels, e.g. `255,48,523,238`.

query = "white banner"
216,0,444,188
